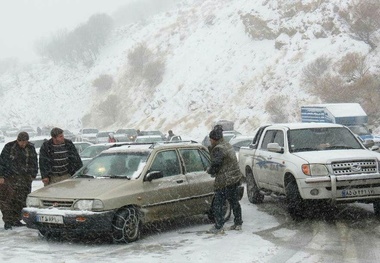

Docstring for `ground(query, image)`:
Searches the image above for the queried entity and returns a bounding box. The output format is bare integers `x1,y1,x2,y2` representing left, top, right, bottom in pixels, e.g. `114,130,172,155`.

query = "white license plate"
341,188,375,197
36,215,64,224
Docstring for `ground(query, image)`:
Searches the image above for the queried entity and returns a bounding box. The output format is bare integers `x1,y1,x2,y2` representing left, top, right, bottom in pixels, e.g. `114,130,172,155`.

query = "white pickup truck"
238,122,380,218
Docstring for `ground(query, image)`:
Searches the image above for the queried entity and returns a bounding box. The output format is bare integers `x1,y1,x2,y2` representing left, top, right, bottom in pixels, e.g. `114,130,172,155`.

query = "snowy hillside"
0,0,378,139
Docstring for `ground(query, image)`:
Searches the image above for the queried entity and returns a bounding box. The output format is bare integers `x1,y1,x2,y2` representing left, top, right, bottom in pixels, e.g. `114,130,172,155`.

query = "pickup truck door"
253,129,285,190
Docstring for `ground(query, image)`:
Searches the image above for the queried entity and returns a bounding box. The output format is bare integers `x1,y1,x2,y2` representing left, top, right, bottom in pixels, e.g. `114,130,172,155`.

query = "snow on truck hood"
293,149,380,164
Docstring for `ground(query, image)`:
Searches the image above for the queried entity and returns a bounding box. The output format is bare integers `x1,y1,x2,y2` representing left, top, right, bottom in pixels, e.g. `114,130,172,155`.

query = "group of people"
0,127,82,230
0,125,242,234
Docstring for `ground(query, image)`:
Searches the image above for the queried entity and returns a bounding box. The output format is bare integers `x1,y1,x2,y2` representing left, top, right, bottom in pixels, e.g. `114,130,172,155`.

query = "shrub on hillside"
336,52,369,82
92,74,114,92
127,43,165,87
265,95,289,123
347,0,380,49
240,14,276,40
98,94,120,125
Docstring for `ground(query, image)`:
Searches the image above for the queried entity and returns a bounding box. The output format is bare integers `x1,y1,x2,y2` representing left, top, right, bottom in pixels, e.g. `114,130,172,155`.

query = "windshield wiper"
108,175,131,179
327,145,356,150
76,174,95,178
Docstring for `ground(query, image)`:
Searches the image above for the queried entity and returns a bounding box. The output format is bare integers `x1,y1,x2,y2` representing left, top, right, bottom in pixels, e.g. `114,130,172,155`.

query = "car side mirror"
144,171,164,182
267,143,284,153
363,139,375,149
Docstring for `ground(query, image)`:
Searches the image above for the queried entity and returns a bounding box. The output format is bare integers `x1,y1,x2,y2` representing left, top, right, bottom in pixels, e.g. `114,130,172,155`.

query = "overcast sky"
0,0,128,62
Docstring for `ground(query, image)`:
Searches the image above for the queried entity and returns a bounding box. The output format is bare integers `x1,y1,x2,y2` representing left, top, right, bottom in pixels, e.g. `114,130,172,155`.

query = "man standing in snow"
0,132,38,230
39,127,82,186
206,125,243,234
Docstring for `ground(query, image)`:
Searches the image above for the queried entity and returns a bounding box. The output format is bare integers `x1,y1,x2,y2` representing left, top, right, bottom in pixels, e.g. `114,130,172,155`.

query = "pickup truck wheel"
246,172,264,204
286,180,304,219
112,208,141,243
373,201,380,217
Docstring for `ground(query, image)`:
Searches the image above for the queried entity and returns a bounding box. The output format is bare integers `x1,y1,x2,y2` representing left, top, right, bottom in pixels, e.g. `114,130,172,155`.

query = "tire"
373,201,380,217
208,199,232,223
285,180,305,220
246,170,264,204
112,207,141,243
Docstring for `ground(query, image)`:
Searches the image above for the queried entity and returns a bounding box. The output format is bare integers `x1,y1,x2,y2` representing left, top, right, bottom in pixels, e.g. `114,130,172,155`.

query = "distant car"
96,131,113,144
78,128,99,143
79,143,116,166
139,130,166,140
201,130,241,147
63,129,75,141
22,141,241,243
0,131,5,142
229,135,255,152
114,129,137,142
29,136,49,178
5,127,19,137
73,141,93,153
135,135,164,143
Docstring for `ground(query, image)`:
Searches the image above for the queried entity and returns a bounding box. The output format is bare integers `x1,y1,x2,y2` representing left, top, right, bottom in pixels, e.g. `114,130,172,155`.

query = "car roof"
266,122,344,129
102,141,205,154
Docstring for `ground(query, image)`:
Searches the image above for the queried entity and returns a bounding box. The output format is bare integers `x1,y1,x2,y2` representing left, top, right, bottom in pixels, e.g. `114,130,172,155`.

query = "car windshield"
76,152,149,179
80,145,109,158
288,127,363,153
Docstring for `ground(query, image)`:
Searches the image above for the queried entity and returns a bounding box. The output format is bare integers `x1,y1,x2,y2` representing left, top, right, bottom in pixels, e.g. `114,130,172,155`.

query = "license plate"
36,215,64,224
341,188,375,197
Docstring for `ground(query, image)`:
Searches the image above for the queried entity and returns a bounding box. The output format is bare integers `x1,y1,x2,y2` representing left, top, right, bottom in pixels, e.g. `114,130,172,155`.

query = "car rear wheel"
246,170,264,204
112,207,141,243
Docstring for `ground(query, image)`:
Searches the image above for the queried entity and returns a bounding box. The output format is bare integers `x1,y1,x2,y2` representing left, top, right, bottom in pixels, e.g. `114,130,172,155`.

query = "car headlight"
302,164,328,176
26,197,41,207
73,199,104,211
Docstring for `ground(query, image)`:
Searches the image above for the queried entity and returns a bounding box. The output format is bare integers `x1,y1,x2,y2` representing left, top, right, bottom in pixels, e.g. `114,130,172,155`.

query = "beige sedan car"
23,142,239,243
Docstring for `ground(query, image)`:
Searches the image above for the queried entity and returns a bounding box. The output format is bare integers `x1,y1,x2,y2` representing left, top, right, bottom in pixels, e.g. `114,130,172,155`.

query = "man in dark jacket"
0,132,38,230
39,127,82,186
207,125,243,234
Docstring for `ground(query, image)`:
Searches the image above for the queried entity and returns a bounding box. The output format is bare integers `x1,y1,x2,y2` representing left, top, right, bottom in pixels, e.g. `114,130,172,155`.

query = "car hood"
29,178,139,199
293,149,380,163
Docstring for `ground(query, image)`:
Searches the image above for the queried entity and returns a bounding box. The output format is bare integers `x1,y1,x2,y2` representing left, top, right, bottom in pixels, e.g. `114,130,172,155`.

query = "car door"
143,150,190,220
179,148,214,214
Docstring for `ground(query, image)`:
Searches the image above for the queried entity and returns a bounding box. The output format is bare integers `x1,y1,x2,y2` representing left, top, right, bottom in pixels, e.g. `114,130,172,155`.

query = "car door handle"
176,179,184,184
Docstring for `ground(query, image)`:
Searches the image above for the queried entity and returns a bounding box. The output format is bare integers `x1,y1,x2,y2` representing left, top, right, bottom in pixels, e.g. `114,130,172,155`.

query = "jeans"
213,183,243,229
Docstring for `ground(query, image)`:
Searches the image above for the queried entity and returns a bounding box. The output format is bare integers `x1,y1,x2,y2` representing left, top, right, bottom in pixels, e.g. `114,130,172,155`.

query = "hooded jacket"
207,138,242,190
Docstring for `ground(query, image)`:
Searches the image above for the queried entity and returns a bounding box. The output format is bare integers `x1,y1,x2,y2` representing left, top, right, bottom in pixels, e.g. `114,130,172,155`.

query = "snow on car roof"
268,122,344,129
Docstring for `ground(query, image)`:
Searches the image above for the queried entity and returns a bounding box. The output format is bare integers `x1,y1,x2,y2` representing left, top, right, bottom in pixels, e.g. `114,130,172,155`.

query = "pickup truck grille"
332,160,378,175
42,200,73,208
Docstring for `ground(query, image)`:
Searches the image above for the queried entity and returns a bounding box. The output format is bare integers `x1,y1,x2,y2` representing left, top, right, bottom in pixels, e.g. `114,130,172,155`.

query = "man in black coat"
0,132,38,230
39,127,82,186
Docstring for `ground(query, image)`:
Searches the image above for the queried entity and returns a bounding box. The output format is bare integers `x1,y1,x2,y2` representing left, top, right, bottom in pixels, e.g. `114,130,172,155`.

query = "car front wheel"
112,207,141,243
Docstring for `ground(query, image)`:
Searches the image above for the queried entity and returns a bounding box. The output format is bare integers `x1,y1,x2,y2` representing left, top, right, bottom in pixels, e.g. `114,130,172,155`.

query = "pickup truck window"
261,130,284,150
289,127,363,153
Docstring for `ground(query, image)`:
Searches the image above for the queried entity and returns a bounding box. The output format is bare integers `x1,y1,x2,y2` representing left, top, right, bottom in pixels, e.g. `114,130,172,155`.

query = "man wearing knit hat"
206,125,243,234
0,132,38,230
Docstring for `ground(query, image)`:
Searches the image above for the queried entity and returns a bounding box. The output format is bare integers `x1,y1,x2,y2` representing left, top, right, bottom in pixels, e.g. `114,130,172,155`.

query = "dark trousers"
213,183,243,229
0,176,32,224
